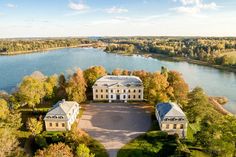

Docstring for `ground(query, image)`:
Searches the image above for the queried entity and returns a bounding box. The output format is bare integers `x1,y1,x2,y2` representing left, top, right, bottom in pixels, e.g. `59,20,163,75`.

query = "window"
138,95,141,99
101,89,103,92
166,124,169,129
101,95,103,99
180,124,184,129
117,90,119,93
111,90,113,93
123,89,126,93
173,124,177,129
123,95,126,99
49,123,52,127
128,90,131,93
96,95,98,98
62,123,65,127
106,95,108,98
106,89,108,93
133,95,136,99
139,89,141,93
95,89,98,93
56,123,58,127
111,95,113,99
133,89,136,93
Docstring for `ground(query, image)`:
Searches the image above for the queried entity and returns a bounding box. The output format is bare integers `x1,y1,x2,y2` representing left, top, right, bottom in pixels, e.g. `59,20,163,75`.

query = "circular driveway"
78,103,151,157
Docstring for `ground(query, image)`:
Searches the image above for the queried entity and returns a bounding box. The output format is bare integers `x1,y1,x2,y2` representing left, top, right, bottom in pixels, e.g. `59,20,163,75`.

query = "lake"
0,48,236,114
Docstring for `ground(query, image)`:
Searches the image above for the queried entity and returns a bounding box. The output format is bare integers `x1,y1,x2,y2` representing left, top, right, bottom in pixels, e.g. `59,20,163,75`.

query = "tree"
132,70,151,99
0,128,23,157
0,99,9,119
56,74,67,100
17,76,45,109
167,71,189,106
76,144,95,157
112,68,123,76
34,142,73,157
83,66,107,88
27,118,43,135
66,69,87,103
147,72,173,104
195,114,236,156
44,75,58,99
184,87,210,123
0,99,24,157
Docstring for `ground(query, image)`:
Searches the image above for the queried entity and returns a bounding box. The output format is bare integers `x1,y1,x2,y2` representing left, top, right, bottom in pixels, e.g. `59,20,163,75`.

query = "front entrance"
116,94,120,100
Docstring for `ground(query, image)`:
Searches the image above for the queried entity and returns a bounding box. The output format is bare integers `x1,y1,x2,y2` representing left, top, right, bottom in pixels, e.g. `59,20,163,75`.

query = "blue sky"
0,0,236,38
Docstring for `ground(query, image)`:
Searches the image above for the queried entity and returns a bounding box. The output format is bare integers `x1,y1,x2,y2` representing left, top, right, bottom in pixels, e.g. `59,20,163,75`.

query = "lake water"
0,48,236,114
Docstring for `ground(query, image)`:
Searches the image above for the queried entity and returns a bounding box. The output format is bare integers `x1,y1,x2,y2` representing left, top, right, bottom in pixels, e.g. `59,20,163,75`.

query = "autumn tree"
76,144,95,157
34,142,73,157
44,75,58,99
66,69,87,103
0,99,24,157
0,99,9,119
132,70,152,99
167,71,189,106
17,76,45,108
147,72,173,104
83,66,107,88
112,68,123,76
27,118,43,135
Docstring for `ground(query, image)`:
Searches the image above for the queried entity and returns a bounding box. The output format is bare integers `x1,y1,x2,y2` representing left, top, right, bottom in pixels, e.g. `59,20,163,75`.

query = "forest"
102,37,236,68
0,38,96,54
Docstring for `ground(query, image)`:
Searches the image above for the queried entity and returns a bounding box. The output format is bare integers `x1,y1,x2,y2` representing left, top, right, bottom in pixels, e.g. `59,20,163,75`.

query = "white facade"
92,75,144,102
156,102,188,138
44,99,80,131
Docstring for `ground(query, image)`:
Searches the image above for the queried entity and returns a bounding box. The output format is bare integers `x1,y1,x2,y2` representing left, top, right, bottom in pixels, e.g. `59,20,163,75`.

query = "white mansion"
92,75,144,102
155,102,188,138
44,99,80,131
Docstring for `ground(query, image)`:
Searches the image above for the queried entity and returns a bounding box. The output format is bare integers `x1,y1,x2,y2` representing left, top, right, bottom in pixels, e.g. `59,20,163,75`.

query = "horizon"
0,0,236,38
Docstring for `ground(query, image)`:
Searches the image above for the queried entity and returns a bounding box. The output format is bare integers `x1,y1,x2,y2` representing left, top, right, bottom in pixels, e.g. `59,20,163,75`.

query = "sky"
0,0,236,38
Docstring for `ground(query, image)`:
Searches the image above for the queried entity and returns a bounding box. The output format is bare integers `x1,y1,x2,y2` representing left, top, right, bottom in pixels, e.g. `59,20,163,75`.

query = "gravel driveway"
78,103,151,157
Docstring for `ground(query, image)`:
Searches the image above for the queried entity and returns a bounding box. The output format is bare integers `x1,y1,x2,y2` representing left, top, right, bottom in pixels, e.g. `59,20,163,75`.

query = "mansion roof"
93,75,143,88
44,99,79,121
156,102,186,121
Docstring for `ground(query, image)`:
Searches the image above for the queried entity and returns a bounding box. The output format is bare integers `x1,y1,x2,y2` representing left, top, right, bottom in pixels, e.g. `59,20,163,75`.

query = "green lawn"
117,117,178,157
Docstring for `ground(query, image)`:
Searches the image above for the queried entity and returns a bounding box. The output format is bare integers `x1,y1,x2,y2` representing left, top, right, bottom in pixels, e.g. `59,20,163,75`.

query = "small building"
44,99,80,131
92,75,144,102
155,102,188,138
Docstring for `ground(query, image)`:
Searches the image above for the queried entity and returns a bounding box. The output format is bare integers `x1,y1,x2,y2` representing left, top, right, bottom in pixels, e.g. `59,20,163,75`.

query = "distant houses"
155,102,188,138
92,75,144,102
44,99,80,131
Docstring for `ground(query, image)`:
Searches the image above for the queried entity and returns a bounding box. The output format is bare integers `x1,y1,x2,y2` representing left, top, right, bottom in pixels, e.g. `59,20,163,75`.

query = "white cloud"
113,16,130,21
68,1,89,11
6,3,17,8
105,6,128,14
172,6,200,14
172,0,218,15
179,0,201,5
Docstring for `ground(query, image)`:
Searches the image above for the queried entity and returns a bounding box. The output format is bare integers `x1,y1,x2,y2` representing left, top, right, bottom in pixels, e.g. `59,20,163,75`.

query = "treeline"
101,37,236,67
0,38,95,54
104,44,135,54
